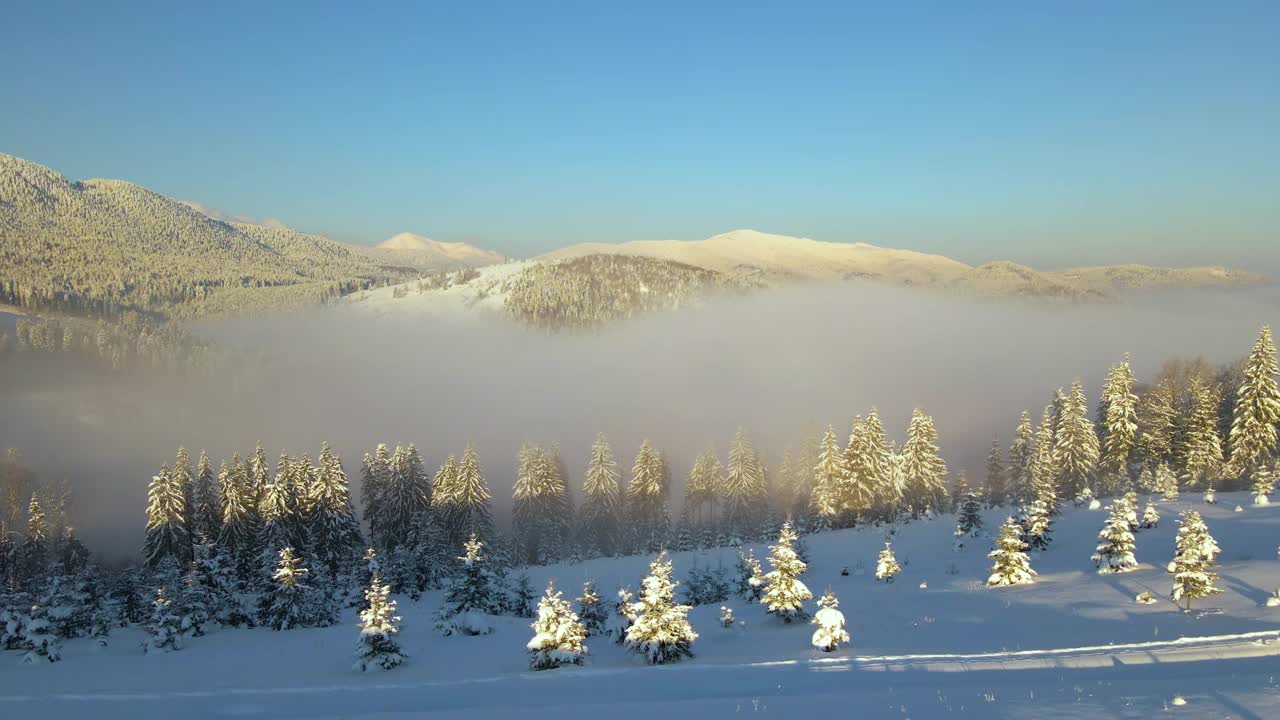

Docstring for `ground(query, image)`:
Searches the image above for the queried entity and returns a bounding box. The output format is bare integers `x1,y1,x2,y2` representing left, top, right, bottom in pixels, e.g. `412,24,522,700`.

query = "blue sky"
2,1,1276,268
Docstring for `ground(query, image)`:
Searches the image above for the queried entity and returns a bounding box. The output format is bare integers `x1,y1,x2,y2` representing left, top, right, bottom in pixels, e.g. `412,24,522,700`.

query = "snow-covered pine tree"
862,410,902,520
310,443,364,574
191,542,249,627
1092,503,1138,573
527,580,588,670
875,542,901,582
625,552,697,664
985,438,1008,507
20,494,48,583
142,587,183,654
512,444,560,565
247,443,271,514
810,426,845,522
1227,325,1280,480
257,471,294,585
436,534,501,636
19,603,61,663
576,581,607,636
360,444,393,550
38,567,93,639
626,440,670,552
143,463,192,570
256,546,315,631
1098,354,1139,492
986,518,1036,587
1180,377,1225,489
173,447,196,543
607,586,636,644
448,446,494,548
810,590,849,652
191,450,221,544
1169,510,1223,611
1007,411,1036,507
1120,490,1140,529
1253,466,1274,506
1156,463,1179,501
1138,378,1179,470
761,522,812,622
353,572,404,672
508,572,537,618
682,447,721,531
1030,408,1059,513
578,434,624,557
838,415,885,524
380,445,429,551
1054,381,1101,500
901,409,949,517
722,430,768,537
954,478,984,541
1020,498,1053,551
218,455,260,583
735,547,765,601
1141,500,1160,529
175,562,214,638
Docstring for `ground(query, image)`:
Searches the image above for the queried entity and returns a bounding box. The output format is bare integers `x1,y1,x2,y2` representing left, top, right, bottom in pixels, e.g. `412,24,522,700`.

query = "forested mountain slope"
0,153,416,319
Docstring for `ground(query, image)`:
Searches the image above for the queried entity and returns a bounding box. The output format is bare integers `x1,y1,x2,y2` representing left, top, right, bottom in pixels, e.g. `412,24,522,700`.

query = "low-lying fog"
2,283,1277,559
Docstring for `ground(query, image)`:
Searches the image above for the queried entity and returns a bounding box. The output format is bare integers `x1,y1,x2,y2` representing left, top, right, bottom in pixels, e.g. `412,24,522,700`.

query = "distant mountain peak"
376,232,505,267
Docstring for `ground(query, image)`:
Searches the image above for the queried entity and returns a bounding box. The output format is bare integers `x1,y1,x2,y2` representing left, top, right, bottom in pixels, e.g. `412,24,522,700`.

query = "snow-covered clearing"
4,493,1279,718
340,262,532,323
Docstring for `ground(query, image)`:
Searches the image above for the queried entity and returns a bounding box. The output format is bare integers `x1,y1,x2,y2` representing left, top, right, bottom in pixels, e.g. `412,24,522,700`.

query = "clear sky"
3,1,1277,268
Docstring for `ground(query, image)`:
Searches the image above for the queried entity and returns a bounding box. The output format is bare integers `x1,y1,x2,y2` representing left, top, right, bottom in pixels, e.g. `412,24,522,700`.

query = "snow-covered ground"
4,493,1280,718
339,262,532,323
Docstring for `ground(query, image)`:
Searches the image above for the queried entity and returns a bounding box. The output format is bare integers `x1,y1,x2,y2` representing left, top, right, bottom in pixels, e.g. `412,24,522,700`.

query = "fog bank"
1,283,1276,559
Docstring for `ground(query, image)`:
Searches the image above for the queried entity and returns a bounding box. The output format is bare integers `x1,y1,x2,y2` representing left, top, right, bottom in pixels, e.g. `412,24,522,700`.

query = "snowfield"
4,493,1280,718
339,262,532,323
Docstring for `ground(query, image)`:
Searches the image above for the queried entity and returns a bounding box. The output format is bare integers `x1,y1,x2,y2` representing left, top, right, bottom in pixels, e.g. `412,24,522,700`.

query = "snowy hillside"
5,492,1280,719
340,261,533,323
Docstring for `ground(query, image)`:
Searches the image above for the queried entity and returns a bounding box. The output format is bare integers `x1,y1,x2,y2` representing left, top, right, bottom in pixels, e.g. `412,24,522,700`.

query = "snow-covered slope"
5,493,1279,718
340,261,532,322
376,232,507,267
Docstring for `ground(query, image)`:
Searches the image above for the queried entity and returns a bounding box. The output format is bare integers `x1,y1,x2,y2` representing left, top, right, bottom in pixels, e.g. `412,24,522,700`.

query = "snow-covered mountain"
376,232,506,267
542,228,1264,297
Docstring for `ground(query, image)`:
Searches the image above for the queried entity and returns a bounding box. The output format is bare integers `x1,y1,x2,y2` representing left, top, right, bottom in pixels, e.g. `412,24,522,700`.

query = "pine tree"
576,581,607,636
837,416,881,524
1138,378,1179,470
22,494,48,583
986,518,1036,587
1021,498,1053,551
682,447,721,530
955,480,984,541
512,444,570,565
624,552,697,664
217,455,259,583
1253,466,1274,506
1030,408,1059,512
721,430,767,536
448,446,494,548
20,603,62,663
508,572,537,618
436,534,501,636
360,444,393,549
901,409,948,517
1054,381,1100,500
1092,503,1139,573
256,546,314,630
1156,463,1179,501
735,547,765,601
257,471,294,584
173,447,196,542
761,522,812,622
527,580,588,670
626,440,669,551
875,542,901,582
353,572,404,672
310,443,364,574
142,587,183,653
191,450,221,544
191,542,249,627
607,586,637,644
579,434,624,557
809,590,849,652
1099,354,1139,490
1180,377,1225,489
810,426,845,521
143,463,192,570
1227,325,1280,479
1140,500,1160,529
1169,510,1223,611
985,438,1008,507
1007,412,1036,506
